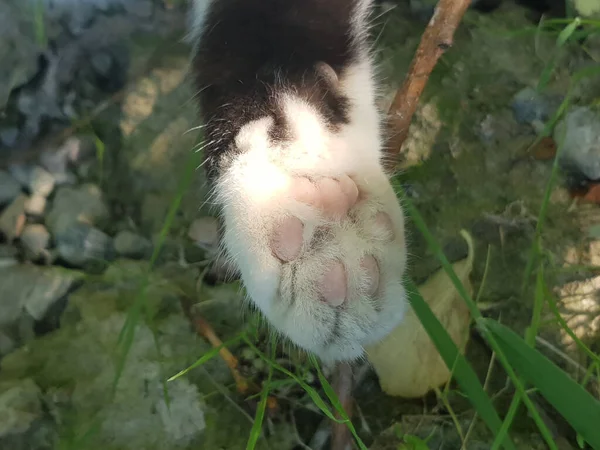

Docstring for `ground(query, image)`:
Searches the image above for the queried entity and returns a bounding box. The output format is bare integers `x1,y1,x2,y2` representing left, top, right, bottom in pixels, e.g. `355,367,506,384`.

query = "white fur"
192,0,409,362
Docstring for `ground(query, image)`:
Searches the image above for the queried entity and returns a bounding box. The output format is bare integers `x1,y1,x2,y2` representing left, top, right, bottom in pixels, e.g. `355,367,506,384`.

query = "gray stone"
0,265,83,324
114,230,152,259
0,170,21,206
39,136,94,186
20,225,51,261
0,127,19,148
0,330,16,357
554,106,600,180
55,222,115,267
0,245,19,268
0,378,43,438
7,164,31,188
46,184,110,235
0,194,27,241
24,194,47,217
28,167,55,197
0,2,43,108
511,87,561,127
91,51,114,78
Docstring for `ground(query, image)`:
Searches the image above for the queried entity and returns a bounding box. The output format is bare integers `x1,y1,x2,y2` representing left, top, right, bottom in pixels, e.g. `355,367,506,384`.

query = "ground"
0,1,599,450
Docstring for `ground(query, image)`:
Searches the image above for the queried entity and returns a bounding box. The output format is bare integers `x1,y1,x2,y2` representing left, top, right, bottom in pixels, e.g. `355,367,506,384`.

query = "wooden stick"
331,362,355,450
384,0,472,172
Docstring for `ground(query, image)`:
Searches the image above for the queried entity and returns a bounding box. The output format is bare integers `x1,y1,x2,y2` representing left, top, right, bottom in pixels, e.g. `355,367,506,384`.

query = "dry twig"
384,0,471,172
180,296,252,395
331,362,355,450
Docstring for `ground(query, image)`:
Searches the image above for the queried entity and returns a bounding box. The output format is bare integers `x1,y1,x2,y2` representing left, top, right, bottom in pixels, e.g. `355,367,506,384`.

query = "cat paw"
217,161,408,362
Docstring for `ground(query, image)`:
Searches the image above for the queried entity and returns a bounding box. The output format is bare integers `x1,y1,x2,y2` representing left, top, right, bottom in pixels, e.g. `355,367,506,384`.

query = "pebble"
7,164,32,187
554,106,600,181
55,222,115,267
0,194,27,241
20,224,51,261
46,184,110,235
0,170,21,206
40,136,95,186
511,87,560,127
91,51,114,78
0,379,43,439
0,330,16,357
0,265,83,324
114,230,152,259
28,166,55,197
0,245,18,268
24,194,47,217
6,165,56,197
0,127,18,148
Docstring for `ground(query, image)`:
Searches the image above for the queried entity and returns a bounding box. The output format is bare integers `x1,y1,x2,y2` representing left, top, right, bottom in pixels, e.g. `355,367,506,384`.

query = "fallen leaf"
366,231,475,398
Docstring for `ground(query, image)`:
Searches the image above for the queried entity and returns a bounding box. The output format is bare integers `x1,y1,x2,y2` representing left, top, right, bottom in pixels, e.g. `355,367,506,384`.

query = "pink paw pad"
271,216,304,262
319,261,347,307
290,175,359,219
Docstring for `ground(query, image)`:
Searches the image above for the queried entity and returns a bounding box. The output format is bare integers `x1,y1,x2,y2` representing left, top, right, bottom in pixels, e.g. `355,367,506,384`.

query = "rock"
114,230,152,259
0,127,19,148
20,225,51,261
6,165,56,197
554,106,600,181
91,51,114,78
0,379,43,438
0,265,83,325
0,1,43,108
511,87,560,127
0,194,27,241
0,245,19,268
0,378,56,450
40,135,95,186
46,184,110,235
24,194,47,217
55,222,115,267
0,330,16,356
28,167,56,198
0,170,21,206
7,164,32,187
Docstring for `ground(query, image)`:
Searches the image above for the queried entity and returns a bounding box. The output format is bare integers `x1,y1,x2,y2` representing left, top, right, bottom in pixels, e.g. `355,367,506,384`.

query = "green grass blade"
246,344,274,450
398,185,559,449
168,335,244,382
405,279,517,450
482,319,600,448
242,337,346,424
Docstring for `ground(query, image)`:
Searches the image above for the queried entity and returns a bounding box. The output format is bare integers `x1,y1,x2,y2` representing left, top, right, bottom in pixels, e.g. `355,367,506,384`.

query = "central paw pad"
220,167,407,362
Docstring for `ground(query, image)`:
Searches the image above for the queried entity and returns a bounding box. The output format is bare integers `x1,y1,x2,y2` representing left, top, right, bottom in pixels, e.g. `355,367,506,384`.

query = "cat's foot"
217,155,408,362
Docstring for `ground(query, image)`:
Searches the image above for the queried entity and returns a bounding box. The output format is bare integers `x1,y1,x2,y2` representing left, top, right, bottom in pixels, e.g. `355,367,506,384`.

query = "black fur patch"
191,0,361,180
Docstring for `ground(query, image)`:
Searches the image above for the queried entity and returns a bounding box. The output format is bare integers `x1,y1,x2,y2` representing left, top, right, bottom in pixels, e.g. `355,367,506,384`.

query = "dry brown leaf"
366,230,475,398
